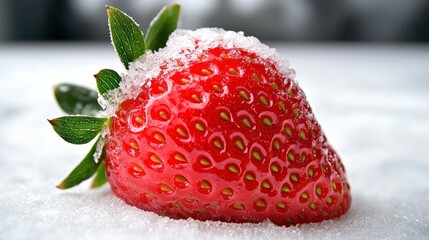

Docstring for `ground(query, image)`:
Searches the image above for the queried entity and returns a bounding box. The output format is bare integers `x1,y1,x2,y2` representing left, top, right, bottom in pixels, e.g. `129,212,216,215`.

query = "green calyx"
54,84,102,116
56,137,105,189
49,116,108,144
95,69,122,99
107,4,180,69
49,4,181,190
145,4,180,51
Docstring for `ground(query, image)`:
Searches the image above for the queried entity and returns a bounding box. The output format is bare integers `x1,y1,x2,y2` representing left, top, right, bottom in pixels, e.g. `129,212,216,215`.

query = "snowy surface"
1,43,428,239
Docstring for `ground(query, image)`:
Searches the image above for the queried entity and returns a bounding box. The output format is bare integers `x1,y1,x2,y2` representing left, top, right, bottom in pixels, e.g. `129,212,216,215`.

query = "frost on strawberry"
48,4,351,227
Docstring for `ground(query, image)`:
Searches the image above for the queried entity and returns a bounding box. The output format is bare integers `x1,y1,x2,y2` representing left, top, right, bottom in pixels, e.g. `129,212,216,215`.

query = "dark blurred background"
0,0,428,42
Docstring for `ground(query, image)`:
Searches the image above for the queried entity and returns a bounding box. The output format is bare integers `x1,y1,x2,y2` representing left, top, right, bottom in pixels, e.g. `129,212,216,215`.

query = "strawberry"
49,4,351,226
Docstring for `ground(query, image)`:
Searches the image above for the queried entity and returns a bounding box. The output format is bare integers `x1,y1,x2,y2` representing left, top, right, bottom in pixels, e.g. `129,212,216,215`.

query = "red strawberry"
49,4,351,226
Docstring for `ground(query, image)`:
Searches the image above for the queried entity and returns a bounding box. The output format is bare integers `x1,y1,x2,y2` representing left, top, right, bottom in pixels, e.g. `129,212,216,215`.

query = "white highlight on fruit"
99,28,296,117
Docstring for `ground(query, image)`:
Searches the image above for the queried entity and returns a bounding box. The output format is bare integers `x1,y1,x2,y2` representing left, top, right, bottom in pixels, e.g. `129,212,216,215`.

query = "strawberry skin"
105,38,351,225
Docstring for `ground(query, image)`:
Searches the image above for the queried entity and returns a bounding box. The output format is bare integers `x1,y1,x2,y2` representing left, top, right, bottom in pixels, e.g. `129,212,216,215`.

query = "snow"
1,43,429,239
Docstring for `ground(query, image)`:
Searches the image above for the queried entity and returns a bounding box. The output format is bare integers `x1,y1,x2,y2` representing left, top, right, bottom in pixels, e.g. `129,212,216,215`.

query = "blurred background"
1,0,428,42
1,1,429,238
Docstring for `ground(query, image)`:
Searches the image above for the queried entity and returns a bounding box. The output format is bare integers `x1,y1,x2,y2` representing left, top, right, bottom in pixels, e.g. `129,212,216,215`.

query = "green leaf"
48,116,107,144
107,5,145,69
145,4,180,51
54,83,102,116
91,161,107,188
57,138,101,189
95,69,121,98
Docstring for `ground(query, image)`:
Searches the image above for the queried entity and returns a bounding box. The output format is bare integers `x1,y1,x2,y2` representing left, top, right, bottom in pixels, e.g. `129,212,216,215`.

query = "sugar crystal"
100,28,296,117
